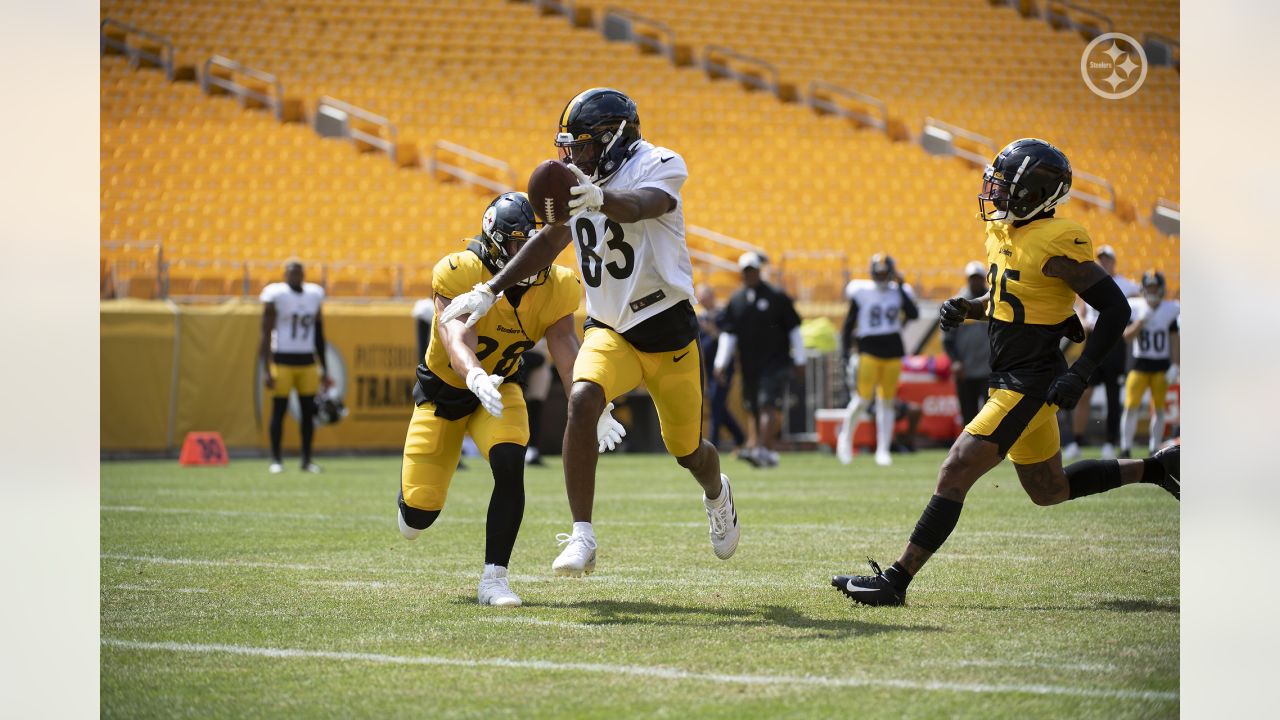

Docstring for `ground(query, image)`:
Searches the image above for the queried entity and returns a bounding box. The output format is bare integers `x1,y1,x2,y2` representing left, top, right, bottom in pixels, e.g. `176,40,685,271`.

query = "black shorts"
742,367,790,414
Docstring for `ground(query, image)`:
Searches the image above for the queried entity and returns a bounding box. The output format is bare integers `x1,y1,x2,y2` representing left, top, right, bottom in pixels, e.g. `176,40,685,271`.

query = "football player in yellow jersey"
833,139,1180,606
397,192,624,607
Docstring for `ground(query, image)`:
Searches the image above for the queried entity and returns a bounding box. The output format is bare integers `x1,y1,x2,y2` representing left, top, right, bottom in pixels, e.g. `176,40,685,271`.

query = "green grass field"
101,450,1178,718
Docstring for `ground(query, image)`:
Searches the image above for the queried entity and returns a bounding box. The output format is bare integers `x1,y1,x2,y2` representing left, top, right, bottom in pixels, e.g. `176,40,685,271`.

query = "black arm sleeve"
1075,277,1131,372
899,286,919,321
942,328,959,360
314,316,328,370
840,299,859,357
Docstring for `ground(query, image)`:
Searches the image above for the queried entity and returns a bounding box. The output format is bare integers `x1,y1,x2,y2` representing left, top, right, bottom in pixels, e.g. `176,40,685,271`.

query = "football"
527,159,578,226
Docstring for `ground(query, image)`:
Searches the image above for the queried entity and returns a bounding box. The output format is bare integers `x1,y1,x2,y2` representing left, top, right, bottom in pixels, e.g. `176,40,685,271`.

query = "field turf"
101,450,1178,718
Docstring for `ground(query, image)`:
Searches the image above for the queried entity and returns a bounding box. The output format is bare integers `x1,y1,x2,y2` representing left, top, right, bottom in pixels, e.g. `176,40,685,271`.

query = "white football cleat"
268,462,284,474
301,462,323,474
875,449,892,467
836,425,854,465
552,530,597,577
704,474,740,560
477,565,522,607
1062,442,1081,461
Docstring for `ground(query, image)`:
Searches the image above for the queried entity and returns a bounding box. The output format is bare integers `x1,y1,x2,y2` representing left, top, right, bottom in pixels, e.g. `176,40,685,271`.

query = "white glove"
597,402,626,452
439,283,498,329
1165,363,1179,385
566,163,604,214
465,366,504,418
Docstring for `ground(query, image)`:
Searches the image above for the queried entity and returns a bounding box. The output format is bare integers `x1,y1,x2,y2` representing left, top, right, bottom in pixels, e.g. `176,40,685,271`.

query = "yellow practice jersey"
981,216,1093,396
426,247,581,389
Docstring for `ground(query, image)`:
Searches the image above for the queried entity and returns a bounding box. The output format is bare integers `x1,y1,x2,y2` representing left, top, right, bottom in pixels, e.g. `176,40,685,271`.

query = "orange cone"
179,431,228,466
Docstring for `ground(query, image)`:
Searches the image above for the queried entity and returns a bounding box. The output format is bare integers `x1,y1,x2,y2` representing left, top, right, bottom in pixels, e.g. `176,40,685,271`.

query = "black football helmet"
314,387,347,426
870,253,896,288
555,88,642,183
979,138,1072,222
1141,269,1166,305
479,192,548,287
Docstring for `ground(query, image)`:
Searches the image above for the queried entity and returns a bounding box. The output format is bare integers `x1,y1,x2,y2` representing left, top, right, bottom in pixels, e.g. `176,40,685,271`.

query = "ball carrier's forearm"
485,224,572,295
600,187,674,224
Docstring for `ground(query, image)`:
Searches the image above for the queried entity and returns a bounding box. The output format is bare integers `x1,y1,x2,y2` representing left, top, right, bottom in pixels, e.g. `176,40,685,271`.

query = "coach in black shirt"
713,252,805,468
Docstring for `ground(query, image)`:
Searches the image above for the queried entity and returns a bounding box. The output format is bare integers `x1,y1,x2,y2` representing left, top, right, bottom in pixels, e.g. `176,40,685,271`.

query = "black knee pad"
397,492,440,531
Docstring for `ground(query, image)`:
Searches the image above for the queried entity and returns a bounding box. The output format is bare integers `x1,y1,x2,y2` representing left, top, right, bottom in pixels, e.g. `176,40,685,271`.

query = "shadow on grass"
488,597,945,640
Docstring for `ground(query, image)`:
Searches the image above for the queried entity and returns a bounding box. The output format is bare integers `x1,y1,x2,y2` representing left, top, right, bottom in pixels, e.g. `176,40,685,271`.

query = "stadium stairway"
101,0,1177,304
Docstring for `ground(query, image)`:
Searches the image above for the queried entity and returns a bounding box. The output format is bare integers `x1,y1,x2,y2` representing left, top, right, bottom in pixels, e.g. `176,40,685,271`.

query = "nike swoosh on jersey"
660,156,675,163
1073,239,1087,244
673,351,690,362
448,260,458,270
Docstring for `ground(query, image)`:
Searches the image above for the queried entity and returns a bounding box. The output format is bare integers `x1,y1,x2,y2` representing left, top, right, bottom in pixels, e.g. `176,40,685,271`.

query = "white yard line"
939,658,1119,672
99,553,1181,603
100,638,1176,702
99,505,1176,547
478,617,604,631
111,584,209,594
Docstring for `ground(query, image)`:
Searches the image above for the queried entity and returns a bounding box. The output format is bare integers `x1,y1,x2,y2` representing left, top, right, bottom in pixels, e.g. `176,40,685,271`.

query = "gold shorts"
400,383,528,512
573,327,703,458
1125,370,1169,412
270,363,319,399
856,354,902,401
964,388,1059,465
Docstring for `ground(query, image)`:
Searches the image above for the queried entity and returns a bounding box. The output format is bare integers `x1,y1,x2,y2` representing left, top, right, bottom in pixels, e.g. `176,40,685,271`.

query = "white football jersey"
1128,298,1179,361
261,282,325,354
567,140,694,332
844,279,915,338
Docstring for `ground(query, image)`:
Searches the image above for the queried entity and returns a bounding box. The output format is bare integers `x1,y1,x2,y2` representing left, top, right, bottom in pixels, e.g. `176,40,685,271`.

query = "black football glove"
939,297,972,331
1046,358,1097,410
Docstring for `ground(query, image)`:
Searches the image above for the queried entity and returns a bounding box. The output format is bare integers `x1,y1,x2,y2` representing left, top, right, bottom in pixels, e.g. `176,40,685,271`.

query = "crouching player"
397,192,624,606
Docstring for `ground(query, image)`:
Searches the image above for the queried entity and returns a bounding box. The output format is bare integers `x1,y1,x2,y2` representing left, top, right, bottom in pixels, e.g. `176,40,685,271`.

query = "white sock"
1121,407,1139,453
572,521,595,540
875,402,895,454
705,476,728,507
1149,410,1167,453
841,395,864,435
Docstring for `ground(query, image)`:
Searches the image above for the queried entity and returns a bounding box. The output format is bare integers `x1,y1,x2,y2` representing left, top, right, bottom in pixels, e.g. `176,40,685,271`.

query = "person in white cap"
714,252,805,468
942,261,992,426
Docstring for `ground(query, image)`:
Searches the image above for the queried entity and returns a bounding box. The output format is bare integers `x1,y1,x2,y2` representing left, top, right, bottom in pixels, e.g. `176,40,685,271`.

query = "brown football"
527,159,577,226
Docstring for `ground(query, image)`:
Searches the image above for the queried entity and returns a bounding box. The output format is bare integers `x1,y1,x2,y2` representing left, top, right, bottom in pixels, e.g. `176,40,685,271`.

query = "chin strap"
592,120,628,183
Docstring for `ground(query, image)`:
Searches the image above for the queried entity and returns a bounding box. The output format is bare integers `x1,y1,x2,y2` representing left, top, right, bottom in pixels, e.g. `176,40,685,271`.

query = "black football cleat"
1151,443,1180,500
832,559,906,606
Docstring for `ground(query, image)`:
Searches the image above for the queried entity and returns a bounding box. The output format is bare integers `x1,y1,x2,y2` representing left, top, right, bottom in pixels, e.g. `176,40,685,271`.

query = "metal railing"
687,225,765,257
317,96,402,164
101,18,176,80
1151,198,1180,236
1068,168,1116,212
428,140,516,194
1044,0,1114,36
808,80,888,131
601,8,676,57
201,56,287,121
703,45,783,95
920,117,998,166
1144,32,1180,68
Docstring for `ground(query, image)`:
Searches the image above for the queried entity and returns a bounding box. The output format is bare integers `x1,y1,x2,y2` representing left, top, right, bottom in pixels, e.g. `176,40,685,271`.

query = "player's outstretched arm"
600,187,676,224
489,224,573,295
439,226,574,328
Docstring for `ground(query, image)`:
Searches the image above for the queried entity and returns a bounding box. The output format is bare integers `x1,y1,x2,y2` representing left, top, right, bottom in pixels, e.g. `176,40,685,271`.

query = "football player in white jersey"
836,254,919,466
441,88,739,576
1120,270,1180,457
259,259,330,474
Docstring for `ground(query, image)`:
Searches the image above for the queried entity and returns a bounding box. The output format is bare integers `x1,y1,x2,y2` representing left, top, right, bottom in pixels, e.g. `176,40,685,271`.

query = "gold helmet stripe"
559,88,603,130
